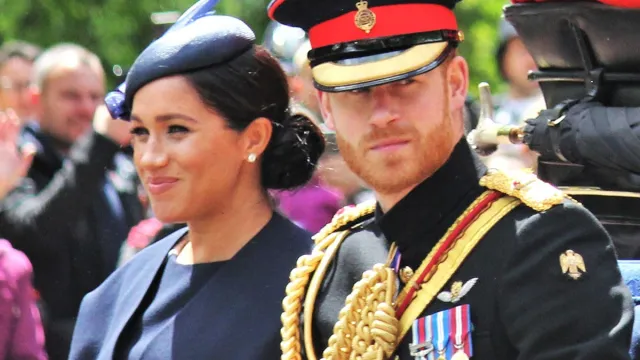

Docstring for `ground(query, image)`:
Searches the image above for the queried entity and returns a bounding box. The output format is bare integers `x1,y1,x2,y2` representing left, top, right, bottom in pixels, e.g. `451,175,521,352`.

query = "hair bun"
261,112,325,190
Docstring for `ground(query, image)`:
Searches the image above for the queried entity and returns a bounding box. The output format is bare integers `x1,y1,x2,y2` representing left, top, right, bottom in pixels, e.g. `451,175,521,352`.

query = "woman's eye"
398,78,415,86
130,127,149,136
168,125,189,134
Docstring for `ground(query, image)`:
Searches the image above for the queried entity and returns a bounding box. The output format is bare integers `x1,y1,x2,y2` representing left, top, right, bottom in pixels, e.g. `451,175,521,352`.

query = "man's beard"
335,112,456,196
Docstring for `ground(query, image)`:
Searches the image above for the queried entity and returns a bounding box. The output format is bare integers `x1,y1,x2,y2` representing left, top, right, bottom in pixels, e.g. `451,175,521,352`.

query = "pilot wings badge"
437,278,478,303
560,250,586,280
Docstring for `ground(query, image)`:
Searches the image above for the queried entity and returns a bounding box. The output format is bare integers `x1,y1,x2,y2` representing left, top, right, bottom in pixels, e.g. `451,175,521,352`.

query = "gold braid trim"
322,264,399,360
313,201,377,242
479,169,565,211
281,201,376,360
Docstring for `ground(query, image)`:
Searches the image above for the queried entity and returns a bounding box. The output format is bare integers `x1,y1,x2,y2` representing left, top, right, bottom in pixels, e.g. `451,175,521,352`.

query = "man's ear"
29,86,44,121
317,90,335,130
446,55,469,113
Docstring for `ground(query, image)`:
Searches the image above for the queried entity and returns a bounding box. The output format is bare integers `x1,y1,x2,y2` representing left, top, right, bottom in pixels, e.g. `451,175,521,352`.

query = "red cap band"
511,0,640,6
308,4,458,48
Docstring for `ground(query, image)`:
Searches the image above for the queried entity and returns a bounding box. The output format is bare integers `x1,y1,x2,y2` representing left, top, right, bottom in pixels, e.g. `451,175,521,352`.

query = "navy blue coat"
69,213,312,359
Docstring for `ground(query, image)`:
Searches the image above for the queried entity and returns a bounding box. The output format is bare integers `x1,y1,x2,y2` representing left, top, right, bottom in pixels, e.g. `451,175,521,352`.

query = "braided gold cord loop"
280,200,378,360
321,264,398,360
281,234,339,360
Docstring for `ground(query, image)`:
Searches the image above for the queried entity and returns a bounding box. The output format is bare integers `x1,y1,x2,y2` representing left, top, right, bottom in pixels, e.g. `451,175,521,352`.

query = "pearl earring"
247,153,257,163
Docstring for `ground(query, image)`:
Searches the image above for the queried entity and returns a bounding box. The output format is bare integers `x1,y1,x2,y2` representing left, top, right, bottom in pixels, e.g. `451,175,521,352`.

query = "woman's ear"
241,117,273,160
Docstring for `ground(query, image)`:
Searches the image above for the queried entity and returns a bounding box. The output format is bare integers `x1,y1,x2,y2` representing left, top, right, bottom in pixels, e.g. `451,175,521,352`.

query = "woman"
68,10,324,360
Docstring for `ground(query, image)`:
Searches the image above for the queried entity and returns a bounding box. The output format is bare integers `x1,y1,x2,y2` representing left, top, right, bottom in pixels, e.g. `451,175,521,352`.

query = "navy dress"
69,212,312,359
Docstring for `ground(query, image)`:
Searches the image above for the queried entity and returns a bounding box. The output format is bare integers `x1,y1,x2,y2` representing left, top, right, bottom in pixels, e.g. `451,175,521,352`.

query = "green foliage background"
0,0,509,97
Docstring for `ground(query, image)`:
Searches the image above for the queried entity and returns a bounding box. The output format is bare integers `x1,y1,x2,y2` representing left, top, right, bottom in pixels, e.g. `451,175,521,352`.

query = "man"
0,40,41,122
485,19,542,171
269,0,633,359
0,43,144,360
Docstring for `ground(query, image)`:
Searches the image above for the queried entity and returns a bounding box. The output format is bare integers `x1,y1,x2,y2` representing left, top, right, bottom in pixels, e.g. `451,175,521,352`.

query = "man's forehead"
0,56,32,75
46,63,104,84
41,66,105,98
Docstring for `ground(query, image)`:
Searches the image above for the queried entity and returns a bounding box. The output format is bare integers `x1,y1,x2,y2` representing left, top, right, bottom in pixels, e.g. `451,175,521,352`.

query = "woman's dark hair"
182,45,325,190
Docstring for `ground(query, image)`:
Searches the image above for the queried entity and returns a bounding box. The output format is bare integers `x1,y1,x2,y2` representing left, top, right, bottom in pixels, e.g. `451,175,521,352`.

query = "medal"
451,350,470,360
435,311,447,360
411,305,473,360
449,305,473,360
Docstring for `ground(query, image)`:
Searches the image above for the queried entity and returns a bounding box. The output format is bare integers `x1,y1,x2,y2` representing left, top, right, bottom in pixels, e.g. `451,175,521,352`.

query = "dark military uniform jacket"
303,140,633,359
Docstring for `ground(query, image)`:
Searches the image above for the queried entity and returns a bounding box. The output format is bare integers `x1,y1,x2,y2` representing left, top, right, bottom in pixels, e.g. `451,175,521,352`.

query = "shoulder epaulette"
313,200,376,243
479,169,565,212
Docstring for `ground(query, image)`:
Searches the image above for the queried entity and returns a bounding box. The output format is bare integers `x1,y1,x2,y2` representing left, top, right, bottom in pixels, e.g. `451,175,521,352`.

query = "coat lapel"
100,228,188,359
134,214,305,358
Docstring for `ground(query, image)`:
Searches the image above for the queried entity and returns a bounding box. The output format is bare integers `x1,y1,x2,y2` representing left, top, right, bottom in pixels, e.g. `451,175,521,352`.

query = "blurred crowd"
0,14,542,360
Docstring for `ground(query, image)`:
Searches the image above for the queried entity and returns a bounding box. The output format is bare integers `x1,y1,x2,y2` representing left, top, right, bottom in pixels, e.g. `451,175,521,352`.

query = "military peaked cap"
268,0,464,92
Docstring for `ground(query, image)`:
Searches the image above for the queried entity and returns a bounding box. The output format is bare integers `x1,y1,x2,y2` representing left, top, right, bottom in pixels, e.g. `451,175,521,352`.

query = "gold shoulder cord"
479,169,566,211
280,202,376,360
281,170,565,360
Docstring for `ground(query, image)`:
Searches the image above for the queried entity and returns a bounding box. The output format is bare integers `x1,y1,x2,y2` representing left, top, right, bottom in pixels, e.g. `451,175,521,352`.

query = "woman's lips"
146,177,178,195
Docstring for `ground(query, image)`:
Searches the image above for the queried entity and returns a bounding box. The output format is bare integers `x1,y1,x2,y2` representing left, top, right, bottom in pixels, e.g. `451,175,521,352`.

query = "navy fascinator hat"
104,0,256,120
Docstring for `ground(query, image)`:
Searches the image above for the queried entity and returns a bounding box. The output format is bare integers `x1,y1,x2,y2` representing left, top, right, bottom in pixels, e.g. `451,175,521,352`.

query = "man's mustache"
361,126,414,147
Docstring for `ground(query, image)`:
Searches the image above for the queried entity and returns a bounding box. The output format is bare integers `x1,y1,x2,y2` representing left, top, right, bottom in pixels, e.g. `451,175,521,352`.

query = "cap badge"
355,1,376,34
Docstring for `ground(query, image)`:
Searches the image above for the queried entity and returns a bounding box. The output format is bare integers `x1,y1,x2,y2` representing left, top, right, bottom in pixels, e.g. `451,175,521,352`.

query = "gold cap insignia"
560,250,586,280
355,1,376,34
436,278,478,303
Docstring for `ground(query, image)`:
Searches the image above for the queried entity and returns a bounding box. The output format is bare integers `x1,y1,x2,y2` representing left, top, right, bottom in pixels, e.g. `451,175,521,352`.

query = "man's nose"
369,89,398,128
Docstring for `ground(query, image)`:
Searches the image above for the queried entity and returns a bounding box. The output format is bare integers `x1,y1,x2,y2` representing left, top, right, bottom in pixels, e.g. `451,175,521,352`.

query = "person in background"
69,7,323,359
265,32,348,232
272,104,345,233
0,40,41,123
0,109,47,360
262,20,307,83
0,239,48,360
485,18,543,171
289,40,375,206
0,43,144,360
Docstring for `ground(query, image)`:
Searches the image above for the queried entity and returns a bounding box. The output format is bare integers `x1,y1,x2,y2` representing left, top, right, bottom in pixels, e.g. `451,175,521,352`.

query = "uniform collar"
374,138,487,267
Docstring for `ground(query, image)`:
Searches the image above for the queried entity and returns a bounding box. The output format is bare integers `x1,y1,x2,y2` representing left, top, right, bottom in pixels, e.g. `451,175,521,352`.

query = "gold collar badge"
560,249,586,280
355,1,376,33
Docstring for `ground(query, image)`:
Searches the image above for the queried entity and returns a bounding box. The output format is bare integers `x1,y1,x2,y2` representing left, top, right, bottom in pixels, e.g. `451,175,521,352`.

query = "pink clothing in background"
274,177,344,234
0,239,47,360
